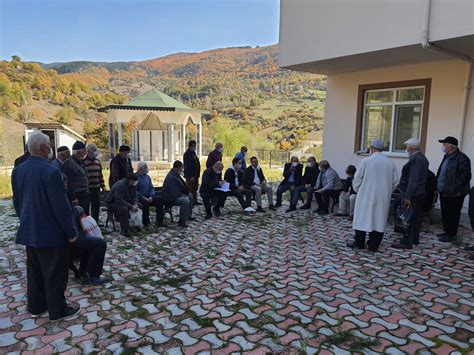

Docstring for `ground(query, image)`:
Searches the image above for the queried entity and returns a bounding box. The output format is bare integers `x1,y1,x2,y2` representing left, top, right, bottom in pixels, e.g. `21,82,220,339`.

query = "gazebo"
98,90,207,162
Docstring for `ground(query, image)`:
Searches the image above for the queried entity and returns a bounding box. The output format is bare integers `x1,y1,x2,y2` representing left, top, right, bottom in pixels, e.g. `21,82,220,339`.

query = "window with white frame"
361,86,425,153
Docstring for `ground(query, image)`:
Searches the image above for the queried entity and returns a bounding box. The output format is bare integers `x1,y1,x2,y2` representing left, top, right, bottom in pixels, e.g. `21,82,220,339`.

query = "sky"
0,0,280,63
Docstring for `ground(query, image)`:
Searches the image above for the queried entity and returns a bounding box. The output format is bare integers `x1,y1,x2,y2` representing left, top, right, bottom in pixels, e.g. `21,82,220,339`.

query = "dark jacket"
162,169,189,203
342,176,356,195
243,166,266,189
183,149,201,179
62,156,90,199
281,162,303,186
302,165,320,186
14,151,30,167
206,150,223,169
105,178,137,209
52,158,65,171
423,170,437,213
200,167,222,193
436,149,471,197
469,187,474,229
224,167,244,190
109,155,133,188
399,152,429,199
12,156,77,247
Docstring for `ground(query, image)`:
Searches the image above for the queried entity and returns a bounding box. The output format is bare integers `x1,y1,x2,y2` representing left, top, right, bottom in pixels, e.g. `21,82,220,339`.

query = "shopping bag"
79,214,103,239
129,209,143,227
395,205,413,235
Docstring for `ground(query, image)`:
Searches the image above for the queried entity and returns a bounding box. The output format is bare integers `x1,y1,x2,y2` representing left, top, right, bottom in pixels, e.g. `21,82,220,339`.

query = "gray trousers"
250,184,273,207
173,196,193,221
339,192,357,215
292,185,313,205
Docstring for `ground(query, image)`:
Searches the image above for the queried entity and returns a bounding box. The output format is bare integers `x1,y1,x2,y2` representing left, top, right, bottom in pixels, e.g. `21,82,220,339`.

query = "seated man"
136,162,164,227
275,156,303,208
289,156,320,212
162,161,194,228
243,157,275,212
335,165,357,220
105,173,139,237
224,158,254,212
314,160,343,215
70,206,109,285
200,161,227,219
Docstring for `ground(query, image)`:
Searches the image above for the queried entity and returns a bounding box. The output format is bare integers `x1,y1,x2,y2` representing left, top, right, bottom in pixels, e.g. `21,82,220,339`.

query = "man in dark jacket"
392,138,429,249
162,161,194,228
62,141,90,213
109,145,133,188
14,145,30,167
436,136,472,242
200,161,227,219
105,173,139,237
206,142,223,168
335,165,357,219
275,156,303,208
243,156,275,212
12,132,80,321
224,158,253,211
52,146,70,171
183,140,201,205
288,157,319,212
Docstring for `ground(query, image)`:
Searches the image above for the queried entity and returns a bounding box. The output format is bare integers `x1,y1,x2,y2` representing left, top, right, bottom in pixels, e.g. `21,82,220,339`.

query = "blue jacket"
12,156,77,247
235,151,247,170
137,173,155,203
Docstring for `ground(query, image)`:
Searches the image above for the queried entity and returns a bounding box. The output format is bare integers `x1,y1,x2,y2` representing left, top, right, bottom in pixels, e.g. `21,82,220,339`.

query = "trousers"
354,230,384,251
440,193,466,237
250,184,273,207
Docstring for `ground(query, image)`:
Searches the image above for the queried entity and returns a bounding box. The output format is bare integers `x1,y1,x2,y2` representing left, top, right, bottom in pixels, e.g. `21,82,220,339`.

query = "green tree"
54,107,75,125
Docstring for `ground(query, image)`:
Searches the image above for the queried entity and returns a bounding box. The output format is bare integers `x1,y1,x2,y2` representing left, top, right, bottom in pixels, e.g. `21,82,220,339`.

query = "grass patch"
190,311,214,327
126,275,151,285
128,307,149,319
156,275,190,287
325,327,352,345
241,264,256,271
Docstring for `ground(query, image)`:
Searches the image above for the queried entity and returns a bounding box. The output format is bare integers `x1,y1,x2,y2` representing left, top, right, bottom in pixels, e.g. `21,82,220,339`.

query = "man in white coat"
347,139,399,252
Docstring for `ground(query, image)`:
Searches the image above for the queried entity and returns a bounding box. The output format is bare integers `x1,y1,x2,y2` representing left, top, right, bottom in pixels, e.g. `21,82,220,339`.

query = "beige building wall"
322,59,473,187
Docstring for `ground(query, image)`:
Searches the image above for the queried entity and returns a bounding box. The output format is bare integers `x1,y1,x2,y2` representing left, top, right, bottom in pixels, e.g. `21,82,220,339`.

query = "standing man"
436,136,471,242
109,145,133,188
14,145,30,167
206,142,223,168
12,132,80,321
83,144,106,224
392,138,429,249
314,160,343,215
62,141,90,213
275,156,303,209
243,156,275,212
234,146,248,171
183,140,201,205
52,146,70,171
291,157,320,211
200,161,227,219
347,139,399,252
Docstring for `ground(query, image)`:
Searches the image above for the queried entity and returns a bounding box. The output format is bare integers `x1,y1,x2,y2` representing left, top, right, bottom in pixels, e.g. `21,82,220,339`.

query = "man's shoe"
212,207,221,217
334,213,348,217
391,242,412,249
318,210,329,216
188,216,196,221
155,222,166,227
244,207,256,213
439,235,455,242
83,276,111,285
437,232,448,238
50,304,80,322
346,241,365,249
348,215,354,222
464,245,474,252
178,220,189,228
256,207,266,213
300,204,310,210
313,208,322,213
194,202,203,206
268,205,276,211
285,205,296,213
121,230,131,238
274,203,282,208
204,214,212,220
30,309,48,318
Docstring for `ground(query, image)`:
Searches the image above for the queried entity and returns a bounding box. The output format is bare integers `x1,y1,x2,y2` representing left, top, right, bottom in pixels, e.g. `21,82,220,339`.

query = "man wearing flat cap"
392,138,429,249
109,145,133,188
347,139,399,252
52,146,70,171
62,141,90,212
436,136,471,242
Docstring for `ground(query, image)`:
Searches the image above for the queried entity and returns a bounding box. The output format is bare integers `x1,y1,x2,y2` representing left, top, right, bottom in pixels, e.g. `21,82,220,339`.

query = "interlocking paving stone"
0,198,472,353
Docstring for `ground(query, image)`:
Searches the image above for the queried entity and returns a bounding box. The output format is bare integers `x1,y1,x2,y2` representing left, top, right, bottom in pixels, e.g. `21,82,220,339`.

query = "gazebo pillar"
168,123,175,162
117,123,124,147
198,121,202,158
181,124,186,157
108,123,115,158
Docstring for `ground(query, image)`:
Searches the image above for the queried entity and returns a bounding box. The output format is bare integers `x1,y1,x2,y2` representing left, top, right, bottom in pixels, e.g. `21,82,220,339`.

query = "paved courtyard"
0,198,473,354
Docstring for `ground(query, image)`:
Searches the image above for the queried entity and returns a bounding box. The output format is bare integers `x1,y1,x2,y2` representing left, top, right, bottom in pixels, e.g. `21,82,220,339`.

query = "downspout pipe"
421,0,473,149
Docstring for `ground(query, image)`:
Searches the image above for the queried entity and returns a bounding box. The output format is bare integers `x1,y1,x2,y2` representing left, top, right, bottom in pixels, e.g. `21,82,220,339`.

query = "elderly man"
83,144,106,223
200,161,227,219
62,141,90,213
52,146,70,171
392,138,429,249
290,157,320,211
206,142,223,169
162,161,194,227
12,132,80,321
224,157,254,211
135,162,164,227
183,140,201,205
335,165,357,220
105,173,139,237
234,146,248,170
436,136,471,242
314,160,343,215
275,156,303,209
243,156,275,212
347,139,399,252
109,145,133,188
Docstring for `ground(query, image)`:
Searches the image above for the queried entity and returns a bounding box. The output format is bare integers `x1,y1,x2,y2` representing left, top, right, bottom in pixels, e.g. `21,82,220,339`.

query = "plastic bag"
79,213,103,239
129,209,143,227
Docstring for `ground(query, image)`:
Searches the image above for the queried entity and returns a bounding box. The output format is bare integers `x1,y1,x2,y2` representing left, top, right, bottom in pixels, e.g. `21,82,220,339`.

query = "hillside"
0,45,326,163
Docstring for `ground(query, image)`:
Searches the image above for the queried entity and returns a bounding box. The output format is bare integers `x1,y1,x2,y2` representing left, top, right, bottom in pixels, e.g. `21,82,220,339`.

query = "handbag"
79,214,103,239
129,209,143,227
395,204,413,235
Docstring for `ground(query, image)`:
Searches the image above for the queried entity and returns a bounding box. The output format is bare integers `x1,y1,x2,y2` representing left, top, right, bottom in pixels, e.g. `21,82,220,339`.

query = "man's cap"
57,146,69,152
438,136,458,146
126,173,138,181
119,145,131,152
404,138,421,146
370,139,384,150
72,141,86,150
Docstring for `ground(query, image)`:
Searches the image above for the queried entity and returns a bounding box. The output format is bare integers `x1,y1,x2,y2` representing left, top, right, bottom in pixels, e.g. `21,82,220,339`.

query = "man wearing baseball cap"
436,136,471,242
